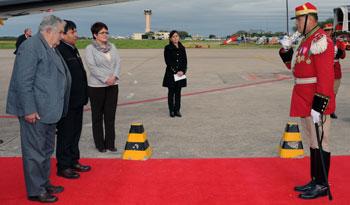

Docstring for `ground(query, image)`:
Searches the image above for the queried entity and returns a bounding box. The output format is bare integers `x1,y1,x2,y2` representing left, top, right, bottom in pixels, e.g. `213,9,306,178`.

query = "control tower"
144,9,152,33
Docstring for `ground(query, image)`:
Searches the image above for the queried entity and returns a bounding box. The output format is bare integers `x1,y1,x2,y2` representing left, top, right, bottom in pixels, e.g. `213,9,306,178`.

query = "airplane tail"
223,34,239,45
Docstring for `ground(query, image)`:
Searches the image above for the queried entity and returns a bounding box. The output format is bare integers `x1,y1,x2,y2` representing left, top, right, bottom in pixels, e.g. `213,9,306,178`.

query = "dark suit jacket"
57,41,88,109
14,34,28,54
162,42,187,88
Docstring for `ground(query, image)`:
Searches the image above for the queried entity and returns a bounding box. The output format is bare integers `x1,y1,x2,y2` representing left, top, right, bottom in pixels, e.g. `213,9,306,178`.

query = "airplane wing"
0,0,134,19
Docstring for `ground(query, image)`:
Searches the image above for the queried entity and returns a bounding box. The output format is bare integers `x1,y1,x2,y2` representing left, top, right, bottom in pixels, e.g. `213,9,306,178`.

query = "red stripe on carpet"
0,157,349,205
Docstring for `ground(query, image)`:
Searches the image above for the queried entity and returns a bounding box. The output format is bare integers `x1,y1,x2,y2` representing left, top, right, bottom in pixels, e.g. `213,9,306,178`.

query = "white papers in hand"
174,74,186,82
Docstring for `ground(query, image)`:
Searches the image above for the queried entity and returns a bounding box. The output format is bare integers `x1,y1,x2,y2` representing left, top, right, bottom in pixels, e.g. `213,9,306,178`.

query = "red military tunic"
281,26,335,117
334,39,346,79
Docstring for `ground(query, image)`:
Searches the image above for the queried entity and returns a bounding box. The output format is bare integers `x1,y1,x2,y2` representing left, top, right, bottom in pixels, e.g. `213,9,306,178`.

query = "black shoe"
46,185,64,194
72,163,91,172
108,148,117,152
175,111,182,117
97,148,107,153
330,113,337,119
28,192,58,203
294,180,316,192
57,168,80,179
169,112,175,118
299,184,328,199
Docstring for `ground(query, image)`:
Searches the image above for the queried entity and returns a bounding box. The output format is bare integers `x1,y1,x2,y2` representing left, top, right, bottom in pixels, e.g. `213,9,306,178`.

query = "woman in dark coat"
162,30,188,117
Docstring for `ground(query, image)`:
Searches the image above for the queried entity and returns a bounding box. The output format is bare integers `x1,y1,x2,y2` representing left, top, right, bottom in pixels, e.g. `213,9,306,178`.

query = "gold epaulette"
310,34,328,55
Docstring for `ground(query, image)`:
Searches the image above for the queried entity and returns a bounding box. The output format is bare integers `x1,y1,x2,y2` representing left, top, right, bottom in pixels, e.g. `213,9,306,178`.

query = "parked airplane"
223,34,239,45
0,0,134,26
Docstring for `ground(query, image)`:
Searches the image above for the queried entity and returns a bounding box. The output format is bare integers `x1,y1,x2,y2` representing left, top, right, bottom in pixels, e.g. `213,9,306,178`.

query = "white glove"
279,35,292,50
334,45,338,57
290,31,301,42
311,109,321,123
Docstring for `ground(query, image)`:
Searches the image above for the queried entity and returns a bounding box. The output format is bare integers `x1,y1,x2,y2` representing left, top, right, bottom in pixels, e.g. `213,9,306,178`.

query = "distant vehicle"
334,6,350,50
256,36,267,45
337,34,350,50
333,5,350,32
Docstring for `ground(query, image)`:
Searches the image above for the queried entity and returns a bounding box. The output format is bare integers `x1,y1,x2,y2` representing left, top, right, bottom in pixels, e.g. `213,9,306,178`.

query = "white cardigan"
85,43,121,87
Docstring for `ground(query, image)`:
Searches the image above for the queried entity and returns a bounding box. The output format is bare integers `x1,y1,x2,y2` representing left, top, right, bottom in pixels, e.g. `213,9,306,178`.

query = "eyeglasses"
98,31,109,35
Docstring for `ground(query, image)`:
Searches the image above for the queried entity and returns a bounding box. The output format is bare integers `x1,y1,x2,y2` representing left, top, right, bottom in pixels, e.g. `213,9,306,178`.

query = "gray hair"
24,28,31,33
39,15,65,33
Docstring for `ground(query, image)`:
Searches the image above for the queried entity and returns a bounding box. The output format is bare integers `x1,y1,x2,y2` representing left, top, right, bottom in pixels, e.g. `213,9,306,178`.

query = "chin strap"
302,15,309,36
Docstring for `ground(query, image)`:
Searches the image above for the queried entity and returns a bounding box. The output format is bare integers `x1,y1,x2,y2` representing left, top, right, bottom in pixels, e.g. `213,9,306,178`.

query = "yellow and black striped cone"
122,123,152,160
279,122,304,158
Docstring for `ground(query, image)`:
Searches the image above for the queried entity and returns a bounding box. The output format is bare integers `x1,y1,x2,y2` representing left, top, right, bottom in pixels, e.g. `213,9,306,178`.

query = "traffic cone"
122,123,152,160
279,122,304,158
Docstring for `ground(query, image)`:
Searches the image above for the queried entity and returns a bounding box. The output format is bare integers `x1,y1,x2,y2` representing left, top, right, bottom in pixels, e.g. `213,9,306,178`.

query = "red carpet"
0,157,349,205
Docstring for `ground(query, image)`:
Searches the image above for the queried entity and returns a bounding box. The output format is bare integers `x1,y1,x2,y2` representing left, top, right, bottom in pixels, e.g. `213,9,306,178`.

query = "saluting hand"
280,35,292,50
25,112,40,124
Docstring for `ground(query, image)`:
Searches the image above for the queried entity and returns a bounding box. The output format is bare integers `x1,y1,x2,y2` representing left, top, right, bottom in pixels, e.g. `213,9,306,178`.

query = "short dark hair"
63,20,76,34
91,22,108,39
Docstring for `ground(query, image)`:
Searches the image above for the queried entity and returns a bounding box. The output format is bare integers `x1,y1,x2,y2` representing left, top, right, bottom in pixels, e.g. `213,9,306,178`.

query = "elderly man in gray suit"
6,15,71,203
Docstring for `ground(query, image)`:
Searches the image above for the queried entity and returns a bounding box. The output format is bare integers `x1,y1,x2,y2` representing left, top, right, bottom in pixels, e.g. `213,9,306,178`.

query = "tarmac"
0,48,349,159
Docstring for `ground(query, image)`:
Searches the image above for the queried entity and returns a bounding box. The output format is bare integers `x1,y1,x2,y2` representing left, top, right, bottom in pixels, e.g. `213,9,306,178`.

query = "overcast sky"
0,0,348,37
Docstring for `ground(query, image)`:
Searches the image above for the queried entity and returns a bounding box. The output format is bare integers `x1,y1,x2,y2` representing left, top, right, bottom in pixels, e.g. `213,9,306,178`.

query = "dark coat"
14,34,27,55
162,42,187,88
57,41,88,109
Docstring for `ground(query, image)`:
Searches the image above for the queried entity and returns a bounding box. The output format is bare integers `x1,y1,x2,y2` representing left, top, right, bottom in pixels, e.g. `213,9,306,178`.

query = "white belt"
334,59,339,62
294,77,317,84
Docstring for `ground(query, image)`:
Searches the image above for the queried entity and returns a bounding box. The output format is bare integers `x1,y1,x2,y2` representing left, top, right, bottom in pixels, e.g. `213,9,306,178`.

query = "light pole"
286,0,289,35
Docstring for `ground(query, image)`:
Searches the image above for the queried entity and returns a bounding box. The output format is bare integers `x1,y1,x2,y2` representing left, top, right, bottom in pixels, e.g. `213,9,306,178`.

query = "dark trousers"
56,106,84,171
88,85,118,150
168,87,182,112
19,118,56,196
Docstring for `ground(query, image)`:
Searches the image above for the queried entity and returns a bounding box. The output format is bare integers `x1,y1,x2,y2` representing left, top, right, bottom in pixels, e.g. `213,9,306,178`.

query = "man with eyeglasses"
6,15,71,203
56,20,91,179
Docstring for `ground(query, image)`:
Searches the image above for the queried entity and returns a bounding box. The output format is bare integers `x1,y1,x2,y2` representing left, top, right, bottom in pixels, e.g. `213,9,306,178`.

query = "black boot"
295,148,317,192
330,113,337,119
299,150,331,199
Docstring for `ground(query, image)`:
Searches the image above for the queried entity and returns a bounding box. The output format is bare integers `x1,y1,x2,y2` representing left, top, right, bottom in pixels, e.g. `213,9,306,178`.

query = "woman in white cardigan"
85,22,120,153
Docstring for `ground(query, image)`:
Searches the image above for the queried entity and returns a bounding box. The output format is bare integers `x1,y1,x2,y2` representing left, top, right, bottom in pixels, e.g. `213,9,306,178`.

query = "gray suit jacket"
6,33,71,124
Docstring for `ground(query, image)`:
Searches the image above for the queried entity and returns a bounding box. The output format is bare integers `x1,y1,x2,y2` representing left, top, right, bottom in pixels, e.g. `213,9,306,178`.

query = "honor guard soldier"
324,23,346,119
279,2,335,199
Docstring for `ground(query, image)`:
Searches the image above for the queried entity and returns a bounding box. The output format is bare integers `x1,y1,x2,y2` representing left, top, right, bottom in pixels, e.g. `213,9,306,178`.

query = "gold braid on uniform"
312,93,329,114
